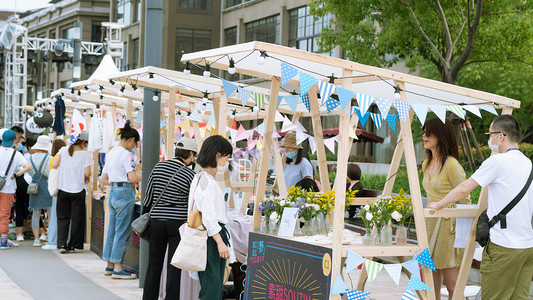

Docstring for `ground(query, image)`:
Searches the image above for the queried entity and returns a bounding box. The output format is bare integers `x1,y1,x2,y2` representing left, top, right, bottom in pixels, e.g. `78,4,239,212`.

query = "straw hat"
280,131,302,149
32,135,52,152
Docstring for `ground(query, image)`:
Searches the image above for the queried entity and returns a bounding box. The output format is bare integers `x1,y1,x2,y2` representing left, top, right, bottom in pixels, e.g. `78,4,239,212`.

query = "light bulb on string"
76,90,81,100
148,73,155,83
203,64,211,78
202,91,209,104
184,62,191,75
99,95,104,104
84,86,91,94
109,79,115,86
131,83,138,91
153,91,159,101
61,93,66,101
228,58,236,74
118,86,125,96
257,51,268,65
234,89,240,99
393,85,402,101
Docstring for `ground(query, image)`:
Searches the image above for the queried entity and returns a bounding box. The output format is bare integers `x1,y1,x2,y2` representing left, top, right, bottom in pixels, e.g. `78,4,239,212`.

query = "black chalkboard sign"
245,232,332,300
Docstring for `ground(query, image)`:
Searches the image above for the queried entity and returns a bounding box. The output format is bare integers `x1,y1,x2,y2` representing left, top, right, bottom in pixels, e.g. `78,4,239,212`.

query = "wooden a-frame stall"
180,41,521,300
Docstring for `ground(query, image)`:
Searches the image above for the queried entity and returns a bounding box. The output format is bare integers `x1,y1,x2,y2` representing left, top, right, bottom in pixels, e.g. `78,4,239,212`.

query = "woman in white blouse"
189,135,232,300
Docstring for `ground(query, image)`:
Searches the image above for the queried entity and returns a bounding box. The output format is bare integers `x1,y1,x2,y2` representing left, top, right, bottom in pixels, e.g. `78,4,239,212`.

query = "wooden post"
216,93,228,136
308,85,330,191
252,76,281,230
166,87,177,160
126,98,133,122
271,135,288,197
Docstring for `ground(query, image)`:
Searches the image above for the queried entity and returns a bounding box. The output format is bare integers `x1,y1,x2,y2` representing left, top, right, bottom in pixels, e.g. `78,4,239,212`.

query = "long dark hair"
119,122,140,142
52,139,66,156
423,118,459,172
68,139,87,156
285,148,305,165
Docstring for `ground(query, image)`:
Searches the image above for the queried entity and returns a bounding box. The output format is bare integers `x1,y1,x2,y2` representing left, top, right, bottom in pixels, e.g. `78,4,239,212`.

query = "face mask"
218,160,229,172
17,145,24,152
488,136,500,153
286,152,297,160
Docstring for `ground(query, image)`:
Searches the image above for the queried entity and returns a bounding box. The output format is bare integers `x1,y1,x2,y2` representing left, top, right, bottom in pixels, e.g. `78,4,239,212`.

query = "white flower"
391,211,402,222
270,212,278,221
279,200,286,206
364,205,370,211
366,212,373,221
311,204,320,210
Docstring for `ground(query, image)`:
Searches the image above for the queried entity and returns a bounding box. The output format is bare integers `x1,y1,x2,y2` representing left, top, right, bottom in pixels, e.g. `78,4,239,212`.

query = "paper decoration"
221,79,237,97
385,114,398,132
345,249,366,273
275,110,284,122
253,92,268,111
414,248,436,271
410,103,429,124
255,123,265,135
280,62,298,86
300,93,311,112
277,96,283,108
370,113,383,130
188,110,203,123
406,275,431,291
324,137,336,154
281,117,297,133
272,129,281,138
160,120,166,128
401,290,419,300
429,105,447,123
238,87,251,106
330,274,347,294
206,113,215,127
308,136,316,154
298,71,318,95
249,147,261,158
295,130,308,145
345,289,371,300
478,104,498,115
325,97,340,113
229,129,238,143
283,95,299,114
393,101,411,122
355,92,373,115
463,105,482,118
199,127,206,139
374,98,393,118
349,127,359,140
384,264,402,286
353,107,370,127
318,81,336,104
247,138,257,150
337,87,354,111
235,124,250,142
401,259,421,281
448,104,465,119
364,260,383,283
293,119,307,133
256,137,263,150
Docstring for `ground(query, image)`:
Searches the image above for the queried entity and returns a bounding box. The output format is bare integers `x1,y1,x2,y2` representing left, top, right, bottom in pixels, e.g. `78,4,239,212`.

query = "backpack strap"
3,149,17,176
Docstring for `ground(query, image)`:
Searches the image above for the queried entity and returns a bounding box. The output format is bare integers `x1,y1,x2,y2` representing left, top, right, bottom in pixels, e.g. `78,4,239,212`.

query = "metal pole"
139,0,163,288
72,21,82,82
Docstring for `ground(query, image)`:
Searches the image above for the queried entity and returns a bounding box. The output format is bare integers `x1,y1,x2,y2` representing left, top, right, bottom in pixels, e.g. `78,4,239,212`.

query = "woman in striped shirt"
142,138,197,300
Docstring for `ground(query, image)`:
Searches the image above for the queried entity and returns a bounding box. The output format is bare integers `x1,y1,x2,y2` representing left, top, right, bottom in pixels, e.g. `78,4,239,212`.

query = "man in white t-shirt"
429,114,533,299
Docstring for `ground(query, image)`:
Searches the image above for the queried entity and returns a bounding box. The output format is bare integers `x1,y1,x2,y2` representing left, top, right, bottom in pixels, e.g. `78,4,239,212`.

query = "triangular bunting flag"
325,97,340,113
256,137,263,150
324,137,336,154
463,105,482,118
393,101,411,122
406,275,431,291
160,120,166,129
253,92,268,111
238,87,251,106
345,289,371,300
295,130,308,145
247,139,257,150
414,248,436,271
300,93,311,112
221,79,237,98
384,264,402,286
364,260,383,283
336,87,354,111
206,113,216,127
353,107,370,127
275,110,284,122
370,113,383,130
280,62,298,86
429,105,447,123
255,123,265,136
298,71,318,95
277,96,283,108
249,147,261,158
448,105,465,119
385,114,398,132
281,117,297,133
410,103,429,124
199,126,207,139
293,119,307,133
374,98,393,118
272,129,281,138
401,290,419,300
355,93,373,115
318,81,336,104
188,110,203,123
235,124,250,142
478,104,498,115
308,136,316,154
349,127,359,140
283,95,299,114
330,274,347,294
229,129,238,143
345,249,366,273
401,259,421,281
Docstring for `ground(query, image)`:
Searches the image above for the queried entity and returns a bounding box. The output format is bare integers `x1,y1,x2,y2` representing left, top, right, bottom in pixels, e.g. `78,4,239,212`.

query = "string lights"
118,85,125,96
203,64,211,78
228,58,236,74
257,51,268,65
184,61,191,75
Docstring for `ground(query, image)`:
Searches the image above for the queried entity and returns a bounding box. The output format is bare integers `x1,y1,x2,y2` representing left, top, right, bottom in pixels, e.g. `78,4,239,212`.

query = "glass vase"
372,227,381,245
380,225,393,246
395,225,408,245
362,228,373,246
260,217,269,234
293,220,302,236
269,220,279,235
302,221,314,236
322,218,330,236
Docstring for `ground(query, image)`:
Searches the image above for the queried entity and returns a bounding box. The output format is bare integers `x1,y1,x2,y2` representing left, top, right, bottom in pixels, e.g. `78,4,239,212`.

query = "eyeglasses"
421,130,430,137
485,131,506,139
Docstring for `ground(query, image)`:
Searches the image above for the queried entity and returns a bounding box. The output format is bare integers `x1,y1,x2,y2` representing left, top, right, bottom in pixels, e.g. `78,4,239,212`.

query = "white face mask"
488,136,500,153
218,160,229,172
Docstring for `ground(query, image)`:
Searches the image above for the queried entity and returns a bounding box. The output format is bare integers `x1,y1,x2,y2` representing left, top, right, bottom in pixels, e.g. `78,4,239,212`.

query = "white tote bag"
47,168,59,197
171,223,207,271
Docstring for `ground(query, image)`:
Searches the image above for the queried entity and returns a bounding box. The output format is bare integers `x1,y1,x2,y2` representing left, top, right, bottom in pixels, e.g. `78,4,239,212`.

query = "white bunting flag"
293,119,307,133
355,93,373,115
318,81,336,104
478,104,498,115
229,129,238,143
349,127,359,140
281,117,298,133
324,137,336,154
345,249,365,273
463,105,482,118
410,103,429,124
448,105,465,119
295,130,308,145
308,136,316,154
364,260,384,283
374,98,393,118
384,264,402,286
275,110,284,122
429,105,447,123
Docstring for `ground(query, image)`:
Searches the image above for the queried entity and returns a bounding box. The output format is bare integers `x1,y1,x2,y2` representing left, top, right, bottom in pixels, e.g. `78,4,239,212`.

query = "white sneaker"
16,235,24,242
39,234,47,241
42,244,57,250
7,240,19,247
33,239,42,247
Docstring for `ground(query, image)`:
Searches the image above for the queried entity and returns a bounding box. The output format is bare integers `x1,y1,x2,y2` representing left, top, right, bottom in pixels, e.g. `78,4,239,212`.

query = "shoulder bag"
48,156,60,197
0,149,17,190
27,154,49,195
476,163,533,247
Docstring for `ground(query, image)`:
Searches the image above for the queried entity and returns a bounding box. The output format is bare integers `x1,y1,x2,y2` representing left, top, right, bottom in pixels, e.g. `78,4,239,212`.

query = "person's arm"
428,177,479,210
12,163,31,179
446,158,470,204
84,166,91,184
212,232,230,259
100,172,109,187
127,169,142,183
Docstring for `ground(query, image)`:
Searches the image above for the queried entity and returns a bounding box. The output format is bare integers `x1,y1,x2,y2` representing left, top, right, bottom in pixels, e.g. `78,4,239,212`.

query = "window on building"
132,38,139,69
121,41,128,71
178,0,212,11
62,27,75,40
115,0,132,26
289,6,334,56
133,0,141,23
225,0,241,8
224,27,237,46
91,24,103,42
245,15,280,44
175,29,211,72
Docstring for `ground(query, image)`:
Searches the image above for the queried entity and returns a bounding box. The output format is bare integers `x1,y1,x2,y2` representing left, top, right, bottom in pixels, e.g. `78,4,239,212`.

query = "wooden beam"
308,86,330,191
271,135,288,197
166,87,177,160
424,208,479,218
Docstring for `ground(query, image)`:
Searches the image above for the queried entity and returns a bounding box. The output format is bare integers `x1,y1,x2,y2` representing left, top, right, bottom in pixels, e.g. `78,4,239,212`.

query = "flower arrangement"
389,189,413,226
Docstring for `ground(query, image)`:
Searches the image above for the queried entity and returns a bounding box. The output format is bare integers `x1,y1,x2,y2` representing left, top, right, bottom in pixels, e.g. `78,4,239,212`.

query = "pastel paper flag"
414,248,436,271
478,104,498,115
296,130,308,145
280,62,298,86
410,103,429,124
206,113,216,127
345,249,366,273
370,113,383,130
385,114,398,132
364,260,383,283
448,104,465,119
283,95,299,114
355,92,373,115
277,96,283,108
406,275,431,291
238,87,251,106
256,137,263,150
160,120,166,128
353,107,370,127
275,110,284,122
281,117,297,133
401,290,419,300
298,71,318,95
253,92,268,111
272,129,281,138
235,124,250,142
384,264,402,286
318,81,336,104
247,139,257,150
325,97,340,113
393,101,411,122
229,129,238,143
249,147,261,159
374,98,393,118
293,119,307,133
345,289,371,300
463,105,482,118
401,259,421,281
300,93,311,112
330,274,347,294
336,87,354,110
429,105,447,123
324,137,336,154
308,136,316,154
221,79,237,97
255,123,265,136
349,127,359,140
188,110,203,123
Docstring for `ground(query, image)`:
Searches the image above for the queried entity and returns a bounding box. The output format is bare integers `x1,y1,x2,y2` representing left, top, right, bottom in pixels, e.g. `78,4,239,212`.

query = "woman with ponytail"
100,122,141,279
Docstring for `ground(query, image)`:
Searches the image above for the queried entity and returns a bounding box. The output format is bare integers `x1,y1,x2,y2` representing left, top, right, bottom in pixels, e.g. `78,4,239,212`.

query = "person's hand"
217,241,230,260
428,201,444,210
11,174,16,180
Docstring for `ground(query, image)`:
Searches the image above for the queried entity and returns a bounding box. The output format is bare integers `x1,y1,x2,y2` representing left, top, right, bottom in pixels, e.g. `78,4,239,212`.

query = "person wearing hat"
0,130,30,249
27,135,53,247
142,137,197,300
281,131,314,189
52,131,93,254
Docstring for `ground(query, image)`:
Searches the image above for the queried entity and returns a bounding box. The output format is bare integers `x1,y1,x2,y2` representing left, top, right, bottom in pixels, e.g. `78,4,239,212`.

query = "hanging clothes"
53,98,66,135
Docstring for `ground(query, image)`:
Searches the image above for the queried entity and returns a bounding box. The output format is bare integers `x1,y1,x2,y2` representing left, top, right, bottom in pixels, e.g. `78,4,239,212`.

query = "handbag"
0,149,17,190
131,164,185,240
187,177,205,230
27,154,48,195
170,223,208,271
47,167,59,197
476,164,533,247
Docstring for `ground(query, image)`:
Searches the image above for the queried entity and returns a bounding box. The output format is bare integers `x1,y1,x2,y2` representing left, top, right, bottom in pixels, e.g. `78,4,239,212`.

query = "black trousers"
14,176,29,227
143,219,185,300
199,225,230,300
57,189,86,249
